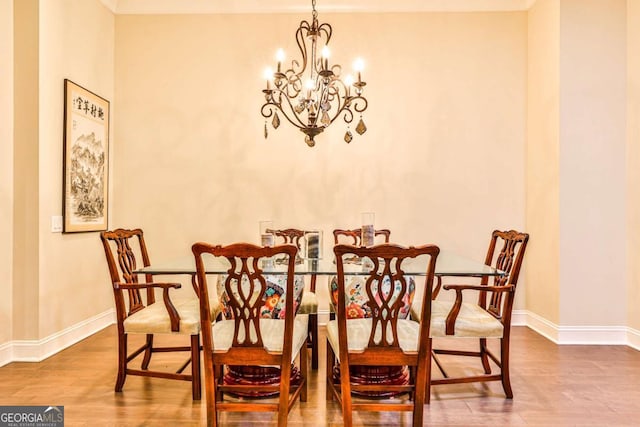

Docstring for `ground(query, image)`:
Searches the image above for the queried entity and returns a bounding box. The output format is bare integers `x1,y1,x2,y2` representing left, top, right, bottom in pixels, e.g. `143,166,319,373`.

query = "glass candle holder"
304,230,323,260
259,220,275,247
361,212,375,247
259,220,275,269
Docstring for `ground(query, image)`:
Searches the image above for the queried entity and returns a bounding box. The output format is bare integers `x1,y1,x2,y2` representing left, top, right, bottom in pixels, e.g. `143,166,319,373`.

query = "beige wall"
628,0,640,334
5,0,114,348
0,0,14,345
13,0,40,340
114,12,527,309
526,0,628,333
559,0,626,327
36,0,115,338
526,0,561,325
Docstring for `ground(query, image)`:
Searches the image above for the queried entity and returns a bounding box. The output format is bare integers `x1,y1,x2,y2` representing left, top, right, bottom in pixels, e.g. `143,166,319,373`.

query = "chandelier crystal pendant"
261,0,368,147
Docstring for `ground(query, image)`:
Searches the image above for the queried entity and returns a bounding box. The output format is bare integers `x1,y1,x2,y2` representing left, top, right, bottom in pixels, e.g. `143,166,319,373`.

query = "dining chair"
100,228,205,400
326,243,439,427
193,242,308,427
267,228,320,370
329,228,392,319
411,229,529,398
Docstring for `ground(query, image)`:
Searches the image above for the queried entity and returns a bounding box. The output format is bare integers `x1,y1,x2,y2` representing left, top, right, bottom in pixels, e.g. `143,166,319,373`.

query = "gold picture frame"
62,79,109,233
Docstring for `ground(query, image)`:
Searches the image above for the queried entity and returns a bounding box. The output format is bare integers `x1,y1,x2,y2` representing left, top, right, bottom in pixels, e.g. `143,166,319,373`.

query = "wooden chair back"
480,230,529,320
333,228,391,246
100,228,153,315
333,243,438,360
267,228,305,249
266,227,321,370
193,242,298,361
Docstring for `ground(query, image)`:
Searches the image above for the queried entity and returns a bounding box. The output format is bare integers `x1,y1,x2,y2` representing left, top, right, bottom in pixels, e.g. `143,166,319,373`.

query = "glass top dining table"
136,250,502,277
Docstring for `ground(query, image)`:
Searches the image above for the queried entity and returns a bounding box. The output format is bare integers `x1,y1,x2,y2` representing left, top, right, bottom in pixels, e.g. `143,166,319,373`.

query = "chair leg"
300,339,308,402
413,359,427,427
141,334,153,370
339,361,353,427
216,365,224,401
479,338,491,374
115,333,127,392
500,337,513,399
425,338,432,405
206,361,218,427
326,341,335,401
191,335,201,400
309,314,319,370
278,361,292,427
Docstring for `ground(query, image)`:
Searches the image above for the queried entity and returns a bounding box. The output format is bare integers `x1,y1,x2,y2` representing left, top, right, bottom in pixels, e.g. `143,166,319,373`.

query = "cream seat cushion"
211,315,309,363
326,318,421,362
124,296,220,335
411,299,504,338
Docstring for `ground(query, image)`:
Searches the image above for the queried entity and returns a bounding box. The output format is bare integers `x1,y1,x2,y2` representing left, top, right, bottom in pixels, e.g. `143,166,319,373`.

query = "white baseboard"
511,309,528,327
522,309,561,343
0,341,12,368
2,309,115,366
628,327,640,351
520,310,640,348
557,325,629,345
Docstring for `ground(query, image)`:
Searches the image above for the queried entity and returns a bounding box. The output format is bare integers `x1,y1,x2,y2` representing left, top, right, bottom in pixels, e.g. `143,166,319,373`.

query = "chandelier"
261,0,368,147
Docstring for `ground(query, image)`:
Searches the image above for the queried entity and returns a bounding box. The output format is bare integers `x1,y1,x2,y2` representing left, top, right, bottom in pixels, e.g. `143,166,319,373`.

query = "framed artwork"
62,79,110,233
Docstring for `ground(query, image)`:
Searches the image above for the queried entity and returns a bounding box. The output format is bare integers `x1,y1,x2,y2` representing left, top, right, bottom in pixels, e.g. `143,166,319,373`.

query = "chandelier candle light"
261,0,369,147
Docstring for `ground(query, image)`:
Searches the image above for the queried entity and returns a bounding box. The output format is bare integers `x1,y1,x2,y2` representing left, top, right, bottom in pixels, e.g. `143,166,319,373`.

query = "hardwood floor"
1,326,639,426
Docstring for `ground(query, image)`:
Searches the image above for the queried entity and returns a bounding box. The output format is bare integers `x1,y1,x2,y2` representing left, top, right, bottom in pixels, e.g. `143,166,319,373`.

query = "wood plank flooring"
1,326,639,426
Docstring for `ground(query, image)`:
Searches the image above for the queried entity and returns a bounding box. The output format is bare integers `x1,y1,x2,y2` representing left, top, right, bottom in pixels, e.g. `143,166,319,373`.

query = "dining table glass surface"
136,250,502,277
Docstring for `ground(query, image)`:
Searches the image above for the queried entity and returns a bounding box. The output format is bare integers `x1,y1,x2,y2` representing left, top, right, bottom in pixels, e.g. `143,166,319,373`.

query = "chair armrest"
113,282,182,291
442,284,513,292
114,282,182,332
441,283,514,335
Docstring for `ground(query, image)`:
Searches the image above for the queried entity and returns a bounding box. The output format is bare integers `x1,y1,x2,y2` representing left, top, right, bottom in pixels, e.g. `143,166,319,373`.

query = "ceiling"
100,0,536,14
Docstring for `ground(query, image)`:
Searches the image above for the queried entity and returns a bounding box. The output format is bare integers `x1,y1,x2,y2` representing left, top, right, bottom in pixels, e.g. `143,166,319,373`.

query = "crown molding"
99,0,117,13
105,0,531,15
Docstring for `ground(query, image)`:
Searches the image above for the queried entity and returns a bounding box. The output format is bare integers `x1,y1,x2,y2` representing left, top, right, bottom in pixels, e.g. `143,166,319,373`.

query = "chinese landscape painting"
63,79,109,233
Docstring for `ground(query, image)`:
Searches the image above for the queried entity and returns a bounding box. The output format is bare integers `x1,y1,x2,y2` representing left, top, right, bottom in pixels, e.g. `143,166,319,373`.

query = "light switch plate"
51,215,63,233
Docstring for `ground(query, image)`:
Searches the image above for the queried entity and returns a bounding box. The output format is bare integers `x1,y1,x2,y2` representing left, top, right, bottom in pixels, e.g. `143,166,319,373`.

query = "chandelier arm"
281,73,303,99
279,94,310,128
260,103,277,119
326,95,368,126
262,93,309,129
295,22,311,77
350,96,368,114
317,23,332,44
335,105,354,125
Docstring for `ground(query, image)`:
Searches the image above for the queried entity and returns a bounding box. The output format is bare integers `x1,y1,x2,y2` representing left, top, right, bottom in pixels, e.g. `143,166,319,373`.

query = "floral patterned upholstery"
217,274,305,319
329,275,416,319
